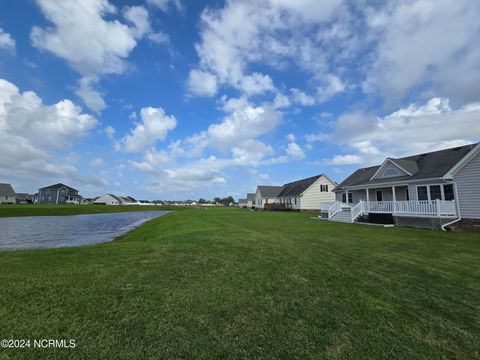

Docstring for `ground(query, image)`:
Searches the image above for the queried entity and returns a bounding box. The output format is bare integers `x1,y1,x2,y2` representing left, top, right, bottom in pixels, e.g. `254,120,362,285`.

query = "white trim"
444,142,480,178
334,177,445,192
370,158,412,181
416,183,455,202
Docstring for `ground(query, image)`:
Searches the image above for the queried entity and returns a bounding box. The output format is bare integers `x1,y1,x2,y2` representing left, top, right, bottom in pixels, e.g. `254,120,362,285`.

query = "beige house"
254,174,337,211
0,183,16,204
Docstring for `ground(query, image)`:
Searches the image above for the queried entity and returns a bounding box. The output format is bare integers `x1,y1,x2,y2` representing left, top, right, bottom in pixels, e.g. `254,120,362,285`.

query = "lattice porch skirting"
394,216,447,230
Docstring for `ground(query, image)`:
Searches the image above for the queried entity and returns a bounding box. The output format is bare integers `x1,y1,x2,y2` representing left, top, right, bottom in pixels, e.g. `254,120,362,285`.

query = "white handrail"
328,202,342,219
350,200,364,223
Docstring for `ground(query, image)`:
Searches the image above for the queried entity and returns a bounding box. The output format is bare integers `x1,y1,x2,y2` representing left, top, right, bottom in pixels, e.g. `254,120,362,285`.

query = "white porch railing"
328,202,342,219
328,199,457,222
361,200,456,217
350,202,364,223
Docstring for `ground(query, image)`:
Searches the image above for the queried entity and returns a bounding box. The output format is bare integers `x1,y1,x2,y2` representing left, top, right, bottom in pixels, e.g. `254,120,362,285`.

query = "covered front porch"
330,184,458,223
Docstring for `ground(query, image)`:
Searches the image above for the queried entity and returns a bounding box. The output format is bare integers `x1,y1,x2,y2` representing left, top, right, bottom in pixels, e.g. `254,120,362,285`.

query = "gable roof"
0,183,15,196
257,185,283,198
39,183,78,192
15,193,31,199
336,143,478,189
278,174,324,197
246,193,256,201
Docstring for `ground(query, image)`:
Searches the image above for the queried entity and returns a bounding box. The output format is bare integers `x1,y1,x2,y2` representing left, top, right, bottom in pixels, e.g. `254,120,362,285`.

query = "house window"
320,184,328,192
430,185,442,200
294,197,297,205
405,188,410,201
342,193,346,203
383,167,400,177
417,186,428,201
443,184,455,201
348,193,353,203
376,190,383,202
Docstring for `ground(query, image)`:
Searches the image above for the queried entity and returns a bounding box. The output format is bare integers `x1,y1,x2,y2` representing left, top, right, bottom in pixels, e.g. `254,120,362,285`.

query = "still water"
0,211,170,250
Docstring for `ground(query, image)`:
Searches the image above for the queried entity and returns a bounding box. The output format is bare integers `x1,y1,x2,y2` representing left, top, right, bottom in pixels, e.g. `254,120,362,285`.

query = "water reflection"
0,211,170,250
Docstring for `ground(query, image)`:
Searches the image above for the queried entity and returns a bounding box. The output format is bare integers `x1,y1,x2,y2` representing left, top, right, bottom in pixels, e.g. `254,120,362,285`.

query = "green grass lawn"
0,208,479,359
0,204,180,217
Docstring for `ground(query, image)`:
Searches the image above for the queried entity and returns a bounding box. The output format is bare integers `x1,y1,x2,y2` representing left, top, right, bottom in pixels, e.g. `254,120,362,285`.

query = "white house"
254,174,337,211
94,194,123,205
246,193,255,208
277,174,337,211
0,183,16,204
330,143,480,230
254,186,283,209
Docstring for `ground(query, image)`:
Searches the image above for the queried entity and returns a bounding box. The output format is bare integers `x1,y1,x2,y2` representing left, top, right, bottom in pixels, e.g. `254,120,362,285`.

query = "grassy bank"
0,204,185,217
0,208,479,359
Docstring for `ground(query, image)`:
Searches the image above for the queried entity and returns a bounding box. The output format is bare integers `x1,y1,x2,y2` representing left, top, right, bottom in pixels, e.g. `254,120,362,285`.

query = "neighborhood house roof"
257,186,284,198
246,193,256,201
40,183,78,192
15,193,31,199
335,143,478,190
278,174,324,197
0,183,15,196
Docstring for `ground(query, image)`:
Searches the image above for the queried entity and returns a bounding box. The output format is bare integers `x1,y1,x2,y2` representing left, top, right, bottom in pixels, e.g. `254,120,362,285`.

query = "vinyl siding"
94,195,120,205
300,176,336,210
454,150,480,219
372,160,409,180
0,195,15,204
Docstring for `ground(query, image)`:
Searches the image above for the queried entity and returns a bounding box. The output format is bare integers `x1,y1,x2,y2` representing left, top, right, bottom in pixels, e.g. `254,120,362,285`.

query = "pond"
0,211,170,251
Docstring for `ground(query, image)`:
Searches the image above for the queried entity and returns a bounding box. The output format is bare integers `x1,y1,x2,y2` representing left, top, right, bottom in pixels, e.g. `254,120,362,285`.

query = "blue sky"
0,0,479,200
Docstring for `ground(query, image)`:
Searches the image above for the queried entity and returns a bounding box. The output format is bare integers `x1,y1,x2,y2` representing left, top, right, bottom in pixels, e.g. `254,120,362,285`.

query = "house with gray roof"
246,193,255,208
0,183,16,204
254,186,283,209
330,143,480,230
238,198,247,208
15,193,33,204
94,194,122,205
94,194,139,206
38,183,81,204
254,174,337,210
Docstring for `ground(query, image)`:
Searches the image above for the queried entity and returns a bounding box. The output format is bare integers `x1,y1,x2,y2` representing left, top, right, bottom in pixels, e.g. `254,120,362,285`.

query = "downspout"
441,181,461,231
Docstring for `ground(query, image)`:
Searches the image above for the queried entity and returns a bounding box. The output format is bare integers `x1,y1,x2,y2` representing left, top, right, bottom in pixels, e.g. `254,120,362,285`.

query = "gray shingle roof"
336,143,477,189
40,183,78,192
246,193,256,201
257,185,283,197
0,183,15,196
278,174,324,197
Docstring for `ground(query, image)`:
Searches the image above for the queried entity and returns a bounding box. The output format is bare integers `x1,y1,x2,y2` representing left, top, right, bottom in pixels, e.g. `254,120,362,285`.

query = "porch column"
392,186,396,214
345,189,348,204
365,188,369,212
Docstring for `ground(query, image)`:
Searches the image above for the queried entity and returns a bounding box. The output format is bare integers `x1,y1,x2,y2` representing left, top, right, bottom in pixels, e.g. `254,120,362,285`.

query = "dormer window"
383,167,400,177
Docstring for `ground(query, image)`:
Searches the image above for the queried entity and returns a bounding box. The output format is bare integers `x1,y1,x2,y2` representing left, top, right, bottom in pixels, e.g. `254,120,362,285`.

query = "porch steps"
330,208,352,223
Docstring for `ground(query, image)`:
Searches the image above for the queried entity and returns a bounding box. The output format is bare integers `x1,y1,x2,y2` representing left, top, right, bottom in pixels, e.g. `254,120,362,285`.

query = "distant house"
38,183,81,204
119,196,138,205
94,194,139,206
15,193,33,204
0,183,16,204
254,186,283,209
238,198,247,208
277,174,337,211
330,143,480,230
246,193,255,208
94,194,122,205
254,174,337,211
